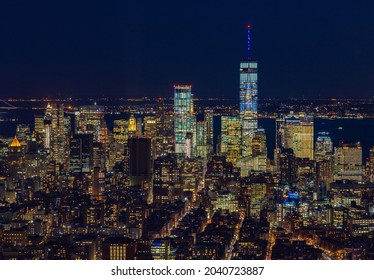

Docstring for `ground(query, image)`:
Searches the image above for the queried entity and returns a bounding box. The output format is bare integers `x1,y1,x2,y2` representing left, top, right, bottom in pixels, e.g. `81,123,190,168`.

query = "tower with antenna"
239,23,258,157
247,24,251,60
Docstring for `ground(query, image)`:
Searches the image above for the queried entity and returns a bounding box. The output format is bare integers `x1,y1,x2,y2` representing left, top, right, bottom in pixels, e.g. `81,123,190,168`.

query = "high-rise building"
144,115,157,159
366,146,374,183
69,134,93,174
75,105,104,141
315,132,333,162
240,25,258,157
42,104,66,164
249,174,267,219
184,132,193,158
98,119,109,154
155,99,174,158
113,119,128,144
174,85,194,155
279,148,297,185
128,114,139,138
196,121,208,159
334,142,363,182
237,129,267,177
15,124,31,143
316,158,334,190
315,132,334,190
128,138,152,188
204,110,214,155
181,158,204,196
279,113,314,160
93,142,106,171
151,239,174,260
34,115,45,142
102,237,137,260
205,156,234,190
220,116,242,166
153,155,181,204
44,104,53,150
54,104,67,164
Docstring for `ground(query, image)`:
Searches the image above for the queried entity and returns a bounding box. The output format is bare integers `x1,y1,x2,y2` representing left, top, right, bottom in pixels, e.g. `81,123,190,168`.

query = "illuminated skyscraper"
240,25,258,157
196,121,208,159
220,116,242,166
34,115,44,140
52,104,67,165
280,113,314,160
128,114,139,138
151,239,174,260
102,237,137,260
174,85,194,154
155,98,175,158
153,155,181,204
44,104,52,150
144,115,157,158
69,134,93,174
249,175,267,219
334,142,362,182
204,109,214,155
316,159,334,191
366,146,374,183
98,119,109,153
113,119,128,144
75,105,104,141
315,132,333,162
237,129,268,176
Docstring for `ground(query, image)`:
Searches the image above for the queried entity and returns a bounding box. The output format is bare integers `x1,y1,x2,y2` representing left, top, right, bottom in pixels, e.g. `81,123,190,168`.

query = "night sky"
1,0,374,99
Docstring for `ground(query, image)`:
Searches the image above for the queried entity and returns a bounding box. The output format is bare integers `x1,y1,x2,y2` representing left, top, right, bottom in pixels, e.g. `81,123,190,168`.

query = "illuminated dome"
9,135,21,147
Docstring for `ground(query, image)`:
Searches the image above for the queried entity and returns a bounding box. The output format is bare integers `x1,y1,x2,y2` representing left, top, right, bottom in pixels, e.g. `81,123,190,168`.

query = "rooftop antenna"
247,24,251,60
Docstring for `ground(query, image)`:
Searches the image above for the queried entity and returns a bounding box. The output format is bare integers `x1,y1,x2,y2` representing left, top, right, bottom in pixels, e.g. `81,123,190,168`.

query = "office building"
69,134,93,174
334,142,363,182
174,85,194,155
220,116,242,166
240,25,258,157
128,138,152,188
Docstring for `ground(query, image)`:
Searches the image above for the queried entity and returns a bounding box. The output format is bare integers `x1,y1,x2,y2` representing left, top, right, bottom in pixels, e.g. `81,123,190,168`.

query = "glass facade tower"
240,59,258,157
174,85,193,154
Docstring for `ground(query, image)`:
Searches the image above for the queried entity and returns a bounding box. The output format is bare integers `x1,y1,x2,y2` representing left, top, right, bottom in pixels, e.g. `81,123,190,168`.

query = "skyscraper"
204,109,214,155
315,132,333,162
220,116,242,166
75,105,104,141
153,155,181,204
44,104,52,150
366,146,374,183
196,121,208,159
278,113,314,160
240,25,258,157
69,134,94,174
174,85,194,155
128,137,152,188
113,119,128,144
144,115,157,159
334,142,363,182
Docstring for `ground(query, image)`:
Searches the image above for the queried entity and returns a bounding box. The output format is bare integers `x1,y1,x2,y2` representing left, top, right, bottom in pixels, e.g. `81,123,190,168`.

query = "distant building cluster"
0,27,374,260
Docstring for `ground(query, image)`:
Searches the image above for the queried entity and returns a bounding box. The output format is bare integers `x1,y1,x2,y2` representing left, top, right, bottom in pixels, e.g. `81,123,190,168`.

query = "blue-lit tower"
240,24,258,157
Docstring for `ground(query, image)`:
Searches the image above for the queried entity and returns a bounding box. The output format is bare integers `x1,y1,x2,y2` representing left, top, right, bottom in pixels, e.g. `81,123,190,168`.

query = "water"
257,118,374,160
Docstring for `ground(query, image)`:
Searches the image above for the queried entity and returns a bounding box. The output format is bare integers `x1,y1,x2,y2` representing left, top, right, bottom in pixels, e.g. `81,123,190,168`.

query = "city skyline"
0,3,374,261
1,1,374,99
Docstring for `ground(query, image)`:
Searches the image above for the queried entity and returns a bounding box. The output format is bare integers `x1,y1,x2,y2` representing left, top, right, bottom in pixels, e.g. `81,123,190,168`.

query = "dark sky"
1,0,374,99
